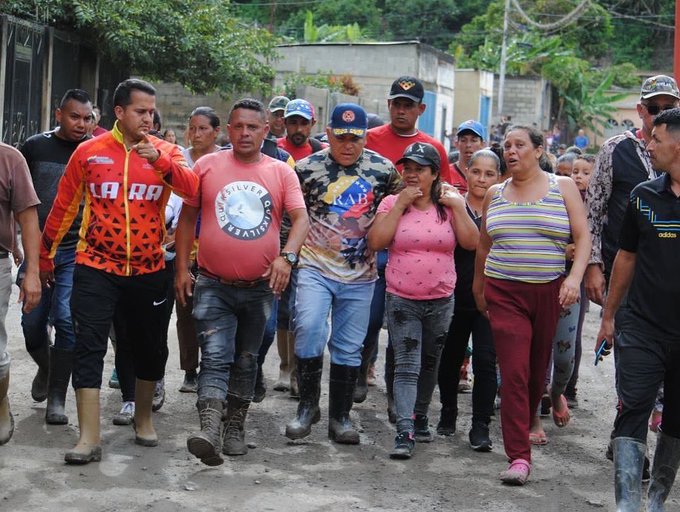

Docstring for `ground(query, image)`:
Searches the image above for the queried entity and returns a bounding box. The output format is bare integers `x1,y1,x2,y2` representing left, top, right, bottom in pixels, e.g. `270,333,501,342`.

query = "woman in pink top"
368,142,478,459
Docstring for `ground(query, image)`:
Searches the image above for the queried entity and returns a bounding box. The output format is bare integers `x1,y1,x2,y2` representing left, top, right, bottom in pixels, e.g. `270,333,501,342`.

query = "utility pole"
498,0,511,120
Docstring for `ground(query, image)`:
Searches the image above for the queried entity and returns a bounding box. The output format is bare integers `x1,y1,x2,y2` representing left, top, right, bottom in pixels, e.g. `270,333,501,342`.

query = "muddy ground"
0,272,676,512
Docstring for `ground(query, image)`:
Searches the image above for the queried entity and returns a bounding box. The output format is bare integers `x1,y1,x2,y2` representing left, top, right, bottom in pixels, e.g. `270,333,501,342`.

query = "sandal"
529,432,548,445
500,459,531,485
552,394,571,428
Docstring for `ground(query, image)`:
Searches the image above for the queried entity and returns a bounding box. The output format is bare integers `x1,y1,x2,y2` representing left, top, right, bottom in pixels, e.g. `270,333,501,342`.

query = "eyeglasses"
643,104,677,116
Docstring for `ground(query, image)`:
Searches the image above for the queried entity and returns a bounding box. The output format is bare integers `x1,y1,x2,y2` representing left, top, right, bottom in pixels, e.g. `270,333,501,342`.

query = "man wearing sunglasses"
585,75,680,305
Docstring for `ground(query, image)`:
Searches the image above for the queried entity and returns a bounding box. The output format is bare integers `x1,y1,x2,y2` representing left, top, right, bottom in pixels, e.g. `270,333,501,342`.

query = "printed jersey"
366,124,453,185
297,148,401,283
185,150,305,281
40,122,199,276
20,130,88,248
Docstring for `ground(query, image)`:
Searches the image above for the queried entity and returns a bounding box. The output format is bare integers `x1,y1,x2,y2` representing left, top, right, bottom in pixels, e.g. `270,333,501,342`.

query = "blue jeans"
386,292,454,434
294,268,374,366
192,275,273,400
21,247,76,351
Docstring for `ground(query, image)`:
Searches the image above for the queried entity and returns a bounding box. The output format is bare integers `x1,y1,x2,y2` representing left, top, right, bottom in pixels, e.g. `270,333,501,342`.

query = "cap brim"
396,155,438,169
388,93,421,102
269,107,286,112
285,112,313,120
456,128,484,139
331,128,366,137
641,91,680,100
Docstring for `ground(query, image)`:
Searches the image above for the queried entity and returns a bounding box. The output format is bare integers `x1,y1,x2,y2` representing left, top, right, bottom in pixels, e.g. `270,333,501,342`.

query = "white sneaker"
113,401,135,425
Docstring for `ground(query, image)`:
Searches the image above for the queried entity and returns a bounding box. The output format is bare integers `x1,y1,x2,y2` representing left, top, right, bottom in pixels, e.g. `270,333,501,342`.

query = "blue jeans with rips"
386,292,454,434
293,268,374,367
21,247,76,351
192,275,273,401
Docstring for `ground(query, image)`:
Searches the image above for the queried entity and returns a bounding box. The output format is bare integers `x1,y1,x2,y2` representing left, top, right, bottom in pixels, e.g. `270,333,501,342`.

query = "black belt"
199,270,267,288
0,252,8,259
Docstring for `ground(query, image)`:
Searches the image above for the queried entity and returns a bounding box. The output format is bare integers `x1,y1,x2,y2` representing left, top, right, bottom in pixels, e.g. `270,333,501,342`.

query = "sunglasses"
644,104,677,115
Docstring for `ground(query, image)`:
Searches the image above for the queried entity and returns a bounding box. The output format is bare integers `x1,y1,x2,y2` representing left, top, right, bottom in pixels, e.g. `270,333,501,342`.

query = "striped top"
485,174,570,283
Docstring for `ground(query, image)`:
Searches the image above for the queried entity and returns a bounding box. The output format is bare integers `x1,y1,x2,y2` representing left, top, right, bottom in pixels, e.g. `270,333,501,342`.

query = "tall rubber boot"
28,345,49,402
64,388,101,464
222,395,251,456
613,437,646,512
133,379,158,447
328,363,360,445
274,329,291,391
0,371,14,445
187,398,224,466
285,356,323,439
648,432,680,512
46,347,72,425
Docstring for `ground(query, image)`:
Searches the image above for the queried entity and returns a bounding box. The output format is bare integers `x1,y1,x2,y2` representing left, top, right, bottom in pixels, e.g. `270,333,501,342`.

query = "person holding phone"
596,108,680,512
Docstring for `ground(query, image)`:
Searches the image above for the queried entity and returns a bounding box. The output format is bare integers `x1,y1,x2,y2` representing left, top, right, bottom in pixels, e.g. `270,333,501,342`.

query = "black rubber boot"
613,437,646,512
187,398,224,466
353,356,369,404
285,356,323,440
28,345,49,402
222,395,250,456
46,347,72,425
328,363,360,445
648,432,680,512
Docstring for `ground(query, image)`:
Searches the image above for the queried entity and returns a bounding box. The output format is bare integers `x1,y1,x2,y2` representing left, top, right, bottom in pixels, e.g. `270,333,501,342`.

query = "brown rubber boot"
273,329,291,391
187,398,224,466
0,371,14,445
133,379,158,447
64,388,102,464
222,395,250,456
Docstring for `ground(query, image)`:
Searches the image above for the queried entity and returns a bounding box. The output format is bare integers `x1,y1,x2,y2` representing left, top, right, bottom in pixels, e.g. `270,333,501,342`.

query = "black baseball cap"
396,142,440,171
388,76,424,103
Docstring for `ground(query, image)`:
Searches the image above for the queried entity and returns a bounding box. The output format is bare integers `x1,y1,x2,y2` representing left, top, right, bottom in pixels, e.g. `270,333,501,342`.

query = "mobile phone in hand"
594,339,609,366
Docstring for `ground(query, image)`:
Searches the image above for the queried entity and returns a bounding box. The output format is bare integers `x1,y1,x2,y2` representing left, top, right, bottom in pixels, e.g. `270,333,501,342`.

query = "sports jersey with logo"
40,122,198,276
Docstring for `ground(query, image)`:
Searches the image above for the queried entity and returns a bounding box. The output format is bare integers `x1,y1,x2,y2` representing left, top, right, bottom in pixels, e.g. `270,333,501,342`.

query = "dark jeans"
176,262,199,372
613,324,680,442
438,307,497,424
192,275,273,401
21,247,76,351
361,251,387,367
386,292,454,434
70,264,170,389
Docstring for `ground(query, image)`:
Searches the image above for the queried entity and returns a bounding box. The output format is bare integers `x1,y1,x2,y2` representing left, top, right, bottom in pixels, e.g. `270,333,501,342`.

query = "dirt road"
0,279,675,512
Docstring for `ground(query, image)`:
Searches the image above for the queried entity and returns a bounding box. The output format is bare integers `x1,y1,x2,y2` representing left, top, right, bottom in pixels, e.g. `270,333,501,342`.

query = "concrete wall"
454,69,494,136
492,76,551,130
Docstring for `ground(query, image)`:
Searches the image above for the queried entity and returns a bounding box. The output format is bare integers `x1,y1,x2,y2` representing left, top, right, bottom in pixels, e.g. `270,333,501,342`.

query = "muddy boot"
253,366,266,403
0,372,14,445
285,356,322,440
28,345,49,402
187,398,224,466
648,432,680,512
133,379,158,447
65,388,102,464
328,363,360,445
613,437,645,512
46,347,72,425
273,329,291,391
353,356,369,404
222,395,250,456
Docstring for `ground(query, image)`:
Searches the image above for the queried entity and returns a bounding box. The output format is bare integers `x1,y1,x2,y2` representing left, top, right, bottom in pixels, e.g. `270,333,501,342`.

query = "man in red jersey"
277,98,327,161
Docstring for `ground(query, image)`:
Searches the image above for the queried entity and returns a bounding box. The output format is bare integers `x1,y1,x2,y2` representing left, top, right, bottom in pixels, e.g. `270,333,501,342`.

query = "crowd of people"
0,72,679,509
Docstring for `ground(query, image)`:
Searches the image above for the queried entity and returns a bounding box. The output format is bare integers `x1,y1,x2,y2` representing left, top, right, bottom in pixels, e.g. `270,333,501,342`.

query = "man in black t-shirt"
20,89,92,425
597,108,680,511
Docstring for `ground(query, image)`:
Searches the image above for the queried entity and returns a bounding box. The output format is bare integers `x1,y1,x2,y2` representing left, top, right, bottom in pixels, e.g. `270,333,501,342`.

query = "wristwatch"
280,251,299,266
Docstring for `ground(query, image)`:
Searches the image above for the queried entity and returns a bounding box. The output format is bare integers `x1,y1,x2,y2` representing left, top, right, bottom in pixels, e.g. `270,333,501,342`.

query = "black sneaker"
469,422,492,452
390,431,415,459
436,406,456,436
414,415,433,443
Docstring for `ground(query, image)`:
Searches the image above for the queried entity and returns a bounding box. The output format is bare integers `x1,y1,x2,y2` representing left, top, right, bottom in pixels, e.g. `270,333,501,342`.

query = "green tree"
8,0,278,95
